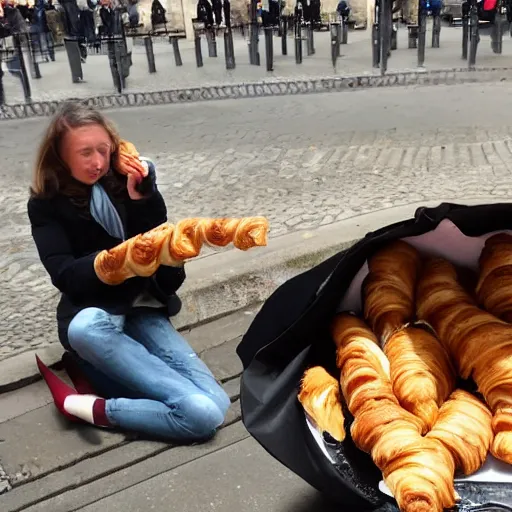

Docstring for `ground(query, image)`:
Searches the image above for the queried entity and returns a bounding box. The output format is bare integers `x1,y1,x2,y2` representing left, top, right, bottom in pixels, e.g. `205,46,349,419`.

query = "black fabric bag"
236,202,512,512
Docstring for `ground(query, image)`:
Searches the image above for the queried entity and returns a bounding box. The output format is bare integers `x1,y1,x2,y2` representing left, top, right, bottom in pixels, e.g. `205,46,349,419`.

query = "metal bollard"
224,29,236,69
407,24,418,48
331,21,340,67
461,8,469,59
28,35,42,79
0,60,4,105
144,36,156,73
107,39,124,93
417,10,426,67
264,26,274,71
206,28,218,57
306,24,313,55
249,24,260,65
281,17,288,55
310,22,315,54
336,22,342,56
195,33,204,67
170,36,183,66
468,2,479,69
432,15,441,48
491,11,504,54
13,35,32,102
341,18,348,44
379,0,391,75
390,24,397,50
372,22,380,67
295,20,302,64
63,37,83,83
249,21,260,65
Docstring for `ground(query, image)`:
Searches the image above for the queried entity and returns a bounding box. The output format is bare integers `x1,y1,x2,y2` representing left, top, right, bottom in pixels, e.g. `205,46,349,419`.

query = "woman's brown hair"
30,101,125,202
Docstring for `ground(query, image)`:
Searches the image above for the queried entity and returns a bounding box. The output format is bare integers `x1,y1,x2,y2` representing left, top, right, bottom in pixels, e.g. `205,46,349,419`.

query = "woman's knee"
175,394,226,440
67,307,113,353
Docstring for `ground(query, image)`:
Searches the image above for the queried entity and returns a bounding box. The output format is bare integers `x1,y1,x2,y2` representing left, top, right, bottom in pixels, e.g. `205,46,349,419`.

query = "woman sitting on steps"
28,101,230,441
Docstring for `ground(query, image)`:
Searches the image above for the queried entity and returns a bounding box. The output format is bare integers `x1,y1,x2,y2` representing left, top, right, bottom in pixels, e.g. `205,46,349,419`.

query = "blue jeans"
67,307,231,441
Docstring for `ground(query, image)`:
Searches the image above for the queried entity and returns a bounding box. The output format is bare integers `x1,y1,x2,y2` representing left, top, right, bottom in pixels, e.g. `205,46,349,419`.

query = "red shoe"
35,355,83,423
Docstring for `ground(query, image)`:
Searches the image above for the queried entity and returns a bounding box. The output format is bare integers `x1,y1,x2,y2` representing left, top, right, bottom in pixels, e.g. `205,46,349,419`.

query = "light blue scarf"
90,183,125,241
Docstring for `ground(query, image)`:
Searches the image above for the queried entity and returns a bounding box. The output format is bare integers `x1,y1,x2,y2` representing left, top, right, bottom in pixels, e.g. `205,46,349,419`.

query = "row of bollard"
118,18,333,88
248,19,321,71
459,0,508,70
5,10,509,103
113,27,237,92
192,28,236,70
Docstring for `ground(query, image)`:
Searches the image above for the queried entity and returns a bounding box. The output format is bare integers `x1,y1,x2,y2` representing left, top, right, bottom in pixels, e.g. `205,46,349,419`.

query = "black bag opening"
236,202,512,512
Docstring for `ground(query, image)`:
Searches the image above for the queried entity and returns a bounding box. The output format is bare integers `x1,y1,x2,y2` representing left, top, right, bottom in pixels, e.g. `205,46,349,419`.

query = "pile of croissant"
298,233,512,512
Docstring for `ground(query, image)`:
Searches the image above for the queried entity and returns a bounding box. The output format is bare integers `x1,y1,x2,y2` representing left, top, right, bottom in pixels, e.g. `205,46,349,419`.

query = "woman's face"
60,124,112,186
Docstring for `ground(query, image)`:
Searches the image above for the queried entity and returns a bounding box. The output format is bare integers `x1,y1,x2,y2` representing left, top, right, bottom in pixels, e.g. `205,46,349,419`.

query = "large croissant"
381,388,492,512
331,313,457,512
383,326,455,433
416,257,512,464
363,241,455,431
297,366,346,443
426,389,493,476
476,233,512,322
363,240,421,343
94,217,269,285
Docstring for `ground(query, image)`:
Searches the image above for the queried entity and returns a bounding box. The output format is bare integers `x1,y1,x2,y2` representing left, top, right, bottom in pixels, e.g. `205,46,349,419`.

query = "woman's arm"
28,198,133,302
122,160,187,294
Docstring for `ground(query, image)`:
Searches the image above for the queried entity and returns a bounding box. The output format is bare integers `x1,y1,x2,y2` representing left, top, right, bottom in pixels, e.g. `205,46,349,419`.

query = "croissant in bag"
237,202,512,512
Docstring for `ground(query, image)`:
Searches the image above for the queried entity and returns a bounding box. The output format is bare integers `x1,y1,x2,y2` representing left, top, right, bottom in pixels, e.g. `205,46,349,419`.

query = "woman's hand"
116,141,148,182
118,153,148,180
127,173,146,200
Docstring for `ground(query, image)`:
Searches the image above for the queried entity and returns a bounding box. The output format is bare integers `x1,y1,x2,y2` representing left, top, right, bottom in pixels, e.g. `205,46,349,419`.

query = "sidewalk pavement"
0,200,505,511
2,22,512,106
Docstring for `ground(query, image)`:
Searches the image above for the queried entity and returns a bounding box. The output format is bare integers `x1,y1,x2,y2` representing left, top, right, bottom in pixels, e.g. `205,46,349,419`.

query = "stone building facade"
135,0,376,37
131,0,417,38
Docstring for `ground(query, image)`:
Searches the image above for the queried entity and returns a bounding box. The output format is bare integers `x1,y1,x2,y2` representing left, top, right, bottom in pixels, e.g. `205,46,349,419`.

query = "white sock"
63,394,104,426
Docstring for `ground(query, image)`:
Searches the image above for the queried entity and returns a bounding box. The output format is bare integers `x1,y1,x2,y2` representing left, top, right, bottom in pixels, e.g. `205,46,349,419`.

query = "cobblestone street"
2,81,512,360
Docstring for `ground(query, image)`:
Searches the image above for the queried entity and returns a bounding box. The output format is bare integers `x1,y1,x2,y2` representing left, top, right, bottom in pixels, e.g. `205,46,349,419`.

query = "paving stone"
184,305,259,355
223,376,241,402
201,337,244,382
223,399,242,427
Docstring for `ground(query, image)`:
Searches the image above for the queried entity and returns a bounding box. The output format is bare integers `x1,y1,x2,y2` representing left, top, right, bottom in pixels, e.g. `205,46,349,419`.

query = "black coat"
27,173,186,348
